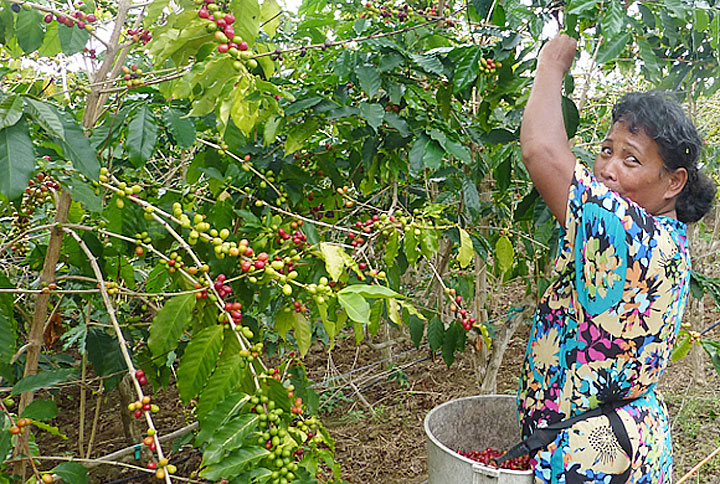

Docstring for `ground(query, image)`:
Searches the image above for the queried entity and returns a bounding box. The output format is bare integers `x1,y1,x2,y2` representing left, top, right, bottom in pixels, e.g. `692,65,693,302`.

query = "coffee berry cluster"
43,0,97,32
195,0,257,70
120,63,146,89
11,172,60,254
458,447,531,471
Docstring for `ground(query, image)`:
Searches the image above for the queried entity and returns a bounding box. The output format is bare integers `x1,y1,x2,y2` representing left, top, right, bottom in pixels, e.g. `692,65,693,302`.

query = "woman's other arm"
520,34,578,226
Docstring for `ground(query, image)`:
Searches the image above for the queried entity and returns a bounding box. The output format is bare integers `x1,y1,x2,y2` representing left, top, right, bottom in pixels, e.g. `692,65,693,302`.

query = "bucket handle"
472,463,500,481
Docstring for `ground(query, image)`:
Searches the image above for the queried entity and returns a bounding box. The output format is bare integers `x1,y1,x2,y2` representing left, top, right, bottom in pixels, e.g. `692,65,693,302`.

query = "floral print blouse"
518,161,690,437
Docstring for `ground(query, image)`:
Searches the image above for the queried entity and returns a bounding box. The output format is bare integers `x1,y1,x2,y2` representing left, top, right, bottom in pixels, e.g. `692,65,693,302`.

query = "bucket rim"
424,394,533,476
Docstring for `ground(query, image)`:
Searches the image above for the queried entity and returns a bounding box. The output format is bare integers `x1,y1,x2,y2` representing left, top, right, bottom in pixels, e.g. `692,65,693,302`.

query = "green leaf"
358,102,385,131
21,399,58,421
177,325,224,403
86,328,125,391
408,314,425,348
384,231,399,267
339,285,402,299
458,228,473,268
600,0,624,38
423,140,444,170
409,134,428,176
420,229,439,259
0,95,25,130
495,235,514,273
671,333,692,361
58,23,89,55
0,271,15,364
16,9,44,53
701,340,720,377
285,118,318,154
127,106,158,167
404,228,420,265
11,368,76,396
163,108,196,149
231,0,260,48
596,31,632,64
275,309,294,339
356,65,382,98
453,47,481,93
203,414,259,465
196,393,251,445
427,316,444,352
442,323,461,367
200,446,269,480
462,179,481,216
567,0,597,16
148,294,197,358
33,420,67,439
319,242,352,281
52,462,88,484
637,39,660,76
260,0,281,37
411,53,445,75
24,98,64,138
337,292,370,325
56,109,100,181
294,311,312,357
561,96,579,139
0,117,34,201
197,345,243,419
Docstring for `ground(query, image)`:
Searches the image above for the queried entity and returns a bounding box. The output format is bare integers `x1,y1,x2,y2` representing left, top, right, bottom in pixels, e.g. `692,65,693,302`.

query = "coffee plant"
0,0,718,482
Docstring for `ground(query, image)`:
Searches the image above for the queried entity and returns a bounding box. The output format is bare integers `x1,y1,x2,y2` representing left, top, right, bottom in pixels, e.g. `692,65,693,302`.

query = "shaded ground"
30,314,720,484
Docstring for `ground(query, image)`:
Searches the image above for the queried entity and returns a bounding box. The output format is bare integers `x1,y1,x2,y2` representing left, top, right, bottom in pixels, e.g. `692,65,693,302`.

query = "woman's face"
593,121,686,217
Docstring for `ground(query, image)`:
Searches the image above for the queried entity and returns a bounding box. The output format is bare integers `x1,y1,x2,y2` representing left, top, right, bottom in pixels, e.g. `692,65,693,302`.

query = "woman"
516,34,716,483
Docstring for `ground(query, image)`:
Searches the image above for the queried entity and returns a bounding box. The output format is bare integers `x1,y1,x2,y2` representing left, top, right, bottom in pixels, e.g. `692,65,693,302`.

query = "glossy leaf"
319,242,348,281
56,109,100,181
458,228,473,268
52,462,88,484
0,116,34,200
21,399,58,421
600,0,624,38
0,271,15,364
200,446,269,480
148,294,196,358
11,368,76,396
408,314,425,348
177,325,224,403
701,340,720,377
203,414,259,465
197,352,244,421
596,32,632,64
58,23,89,55
338,285,401,299
337,291,370,325
359,102,385,131
294,311,312,356
0,95,24,130
561,96,579,139
356,65,382,98
127,106,158,167
427,316,444,352
196,393,251,445
24,98,64,138
16,9,44,53
163,107,196,149
453,47,481,93
671,332,692,362
495,235,514,274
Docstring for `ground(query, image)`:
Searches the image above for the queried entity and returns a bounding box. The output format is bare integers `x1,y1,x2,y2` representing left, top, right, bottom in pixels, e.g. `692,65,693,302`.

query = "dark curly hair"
612,91,716,224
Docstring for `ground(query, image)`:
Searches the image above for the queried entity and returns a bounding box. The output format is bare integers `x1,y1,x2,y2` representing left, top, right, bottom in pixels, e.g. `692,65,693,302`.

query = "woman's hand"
537,33,577,76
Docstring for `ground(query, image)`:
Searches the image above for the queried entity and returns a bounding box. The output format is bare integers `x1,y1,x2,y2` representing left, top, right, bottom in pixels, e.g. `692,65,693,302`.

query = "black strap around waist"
496,400,635,481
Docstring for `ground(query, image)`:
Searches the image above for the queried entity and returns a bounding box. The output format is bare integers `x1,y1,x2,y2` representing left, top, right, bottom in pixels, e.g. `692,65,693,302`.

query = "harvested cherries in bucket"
458,447,531,471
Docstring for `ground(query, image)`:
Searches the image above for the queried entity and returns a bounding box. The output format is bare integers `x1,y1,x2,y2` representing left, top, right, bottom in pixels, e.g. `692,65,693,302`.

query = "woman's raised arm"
520,34,578,226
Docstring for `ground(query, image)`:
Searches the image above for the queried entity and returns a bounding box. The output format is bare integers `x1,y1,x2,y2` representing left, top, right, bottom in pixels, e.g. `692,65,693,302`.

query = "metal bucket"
424,395,533,484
